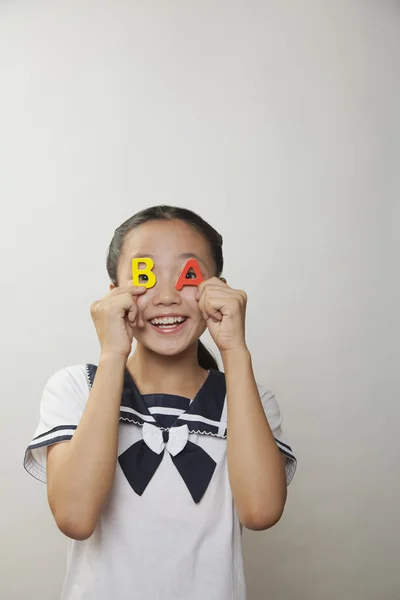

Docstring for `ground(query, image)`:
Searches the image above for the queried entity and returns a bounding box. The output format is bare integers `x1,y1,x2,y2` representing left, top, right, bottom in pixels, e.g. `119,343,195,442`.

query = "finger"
197,288,207,319
196,285,235,303
108,291,140,314
137,309,145,328
198,278,222,292
197,282,232,297
127,303,138,323
127,296,141,323
205,294,227,317
124,314,138,339
125,296,146,329
196,282,224,300
206,303,223,321
203,276,225,285
204,306,223,322
110,284,147,297
130,285,148,297
199,290,223,322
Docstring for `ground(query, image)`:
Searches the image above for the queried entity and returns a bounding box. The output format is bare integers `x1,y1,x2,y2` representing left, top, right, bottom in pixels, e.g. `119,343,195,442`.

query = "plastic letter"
176,259,204,291
132,258,157,288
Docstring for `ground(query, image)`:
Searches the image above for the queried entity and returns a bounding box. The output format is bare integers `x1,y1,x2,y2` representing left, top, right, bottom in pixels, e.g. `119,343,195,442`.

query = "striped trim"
85,364,227,438
119,415,146,427
147,406,187,417
28,425,77,450
275,438,296,461
176,412,222,427
28,434,74,451
120,405,157,423
275,438,293,452
142,393,190,411
25,426,78,484
278,446,297,461
273,437,297,486
119,416,226,438
183,421,220,436
32,424,77,441
177,427,226,439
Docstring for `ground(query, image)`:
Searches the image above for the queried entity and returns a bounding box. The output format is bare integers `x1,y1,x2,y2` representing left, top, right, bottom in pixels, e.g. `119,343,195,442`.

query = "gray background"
1,1,399,599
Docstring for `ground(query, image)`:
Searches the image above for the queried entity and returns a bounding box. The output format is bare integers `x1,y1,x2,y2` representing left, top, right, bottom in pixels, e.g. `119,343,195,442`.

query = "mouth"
148,315,188,335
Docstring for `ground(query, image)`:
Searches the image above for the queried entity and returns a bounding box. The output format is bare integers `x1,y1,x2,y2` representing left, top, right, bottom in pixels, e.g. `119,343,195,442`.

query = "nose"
152,276,182,307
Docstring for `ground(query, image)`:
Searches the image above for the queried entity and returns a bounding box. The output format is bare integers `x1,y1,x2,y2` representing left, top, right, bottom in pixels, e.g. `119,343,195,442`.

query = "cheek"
181,287,201,313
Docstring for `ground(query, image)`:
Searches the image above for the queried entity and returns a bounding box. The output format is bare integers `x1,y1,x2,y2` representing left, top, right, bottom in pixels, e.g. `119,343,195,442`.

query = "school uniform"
24,364,297,600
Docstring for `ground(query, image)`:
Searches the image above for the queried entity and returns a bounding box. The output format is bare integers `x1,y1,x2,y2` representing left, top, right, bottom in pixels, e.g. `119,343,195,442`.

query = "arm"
196,277,291,530
223,348,287,531
46,283,146,540
47,353,126,540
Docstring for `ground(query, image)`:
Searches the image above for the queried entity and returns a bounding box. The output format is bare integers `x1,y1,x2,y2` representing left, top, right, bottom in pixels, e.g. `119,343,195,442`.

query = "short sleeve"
23,364,90,483
257,384,297,486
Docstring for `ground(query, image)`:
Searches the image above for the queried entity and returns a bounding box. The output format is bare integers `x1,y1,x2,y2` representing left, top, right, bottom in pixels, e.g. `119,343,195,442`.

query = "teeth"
151,316,186,325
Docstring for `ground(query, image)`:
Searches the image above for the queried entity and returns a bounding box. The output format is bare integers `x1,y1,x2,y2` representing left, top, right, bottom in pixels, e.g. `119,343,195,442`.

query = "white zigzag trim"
119,416,227,438
85,364,92,389
187,428,227,439
119,416,146,428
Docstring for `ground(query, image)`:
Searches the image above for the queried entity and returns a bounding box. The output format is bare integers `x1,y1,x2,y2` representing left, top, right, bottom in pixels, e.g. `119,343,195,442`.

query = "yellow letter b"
132,258,157,288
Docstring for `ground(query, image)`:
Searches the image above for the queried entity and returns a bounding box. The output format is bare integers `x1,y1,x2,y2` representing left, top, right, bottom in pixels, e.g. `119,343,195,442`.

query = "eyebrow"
130,252,207,269
178,253,207,268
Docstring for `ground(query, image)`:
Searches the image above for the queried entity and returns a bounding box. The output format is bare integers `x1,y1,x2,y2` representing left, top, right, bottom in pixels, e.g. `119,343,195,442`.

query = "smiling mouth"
149,316,188,333
150,316,186,325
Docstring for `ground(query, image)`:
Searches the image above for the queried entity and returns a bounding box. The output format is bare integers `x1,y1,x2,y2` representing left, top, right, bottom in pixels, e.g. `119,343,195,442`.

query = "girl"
24,205,297,600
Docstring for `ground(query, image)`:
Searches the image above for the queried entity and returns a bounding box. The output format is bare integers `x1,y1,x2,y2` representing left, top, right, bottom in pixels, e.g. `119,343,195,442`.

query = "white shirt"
24,364,296,600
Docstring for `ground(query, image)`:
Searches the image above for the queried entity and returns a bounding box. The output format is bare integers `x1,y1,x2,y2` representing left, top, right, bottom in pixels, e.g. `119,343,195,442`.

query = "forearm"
48,353,126,533
223,347,287,530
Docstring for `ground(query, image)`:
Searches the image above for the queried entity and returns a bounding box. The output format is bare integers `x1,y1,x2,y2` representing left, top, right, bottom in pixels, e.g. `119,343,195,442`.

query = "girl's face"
113,219,217,357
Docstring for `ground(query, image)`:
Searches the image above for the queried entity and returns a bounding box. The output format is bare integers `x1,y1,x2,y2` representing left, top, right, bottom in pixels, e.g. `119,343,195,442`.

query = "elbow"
55,514,96,540
241,506,284,531
51,505,97,541
240,495,287,531
48,491,98,540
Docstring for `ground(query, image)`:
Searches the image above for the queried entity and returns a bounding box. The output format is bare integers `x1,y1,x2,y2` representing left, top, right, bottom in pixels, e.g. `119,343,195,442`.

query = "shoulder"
41,364,90,405
218,371,281,422
45,363,89,386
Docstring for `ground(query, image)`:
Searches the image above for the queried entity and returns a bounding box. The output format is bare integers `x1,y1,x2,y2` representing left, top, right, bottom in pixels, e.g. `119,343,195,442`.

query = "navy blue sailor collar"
85,364,227,503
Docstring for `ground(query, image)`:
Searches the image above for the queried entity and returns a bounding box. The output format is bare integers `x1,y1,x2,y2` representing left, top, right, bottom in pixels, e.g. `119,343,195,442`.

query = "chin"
136,335,195,358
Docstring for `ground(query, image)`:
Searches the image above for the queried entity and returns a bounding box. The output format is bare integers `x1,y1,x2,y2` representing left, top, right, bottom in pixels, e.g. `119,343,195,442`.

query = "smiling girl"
24,205,297,600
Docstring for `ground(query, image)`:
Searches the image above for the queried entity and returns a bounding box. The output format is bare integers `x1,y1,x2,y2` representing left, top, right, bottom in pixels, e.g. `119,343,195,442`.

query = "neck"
127,342,208,397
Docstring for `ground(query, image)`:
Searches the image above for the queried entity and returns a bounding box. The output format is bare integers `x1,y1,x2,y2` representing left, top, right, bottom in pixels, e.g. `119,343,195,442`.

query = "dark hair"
106,205,224,371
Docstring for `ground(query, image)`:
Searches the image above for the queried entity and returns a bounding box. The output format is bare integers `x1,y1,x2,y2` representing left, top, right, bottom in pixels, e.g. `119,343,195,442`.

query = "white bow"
142,422,189,457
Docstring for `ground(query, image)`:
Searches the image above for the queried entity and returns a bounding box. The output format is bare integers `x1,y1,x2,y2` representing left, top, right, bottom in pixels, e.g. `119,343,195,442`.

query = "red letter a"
175,259,204,291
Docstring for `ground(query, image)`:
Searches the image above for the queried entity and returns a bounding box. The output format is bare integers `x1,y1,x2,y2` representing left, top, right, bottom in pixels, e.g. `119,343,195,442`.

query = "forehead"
122,220,213,264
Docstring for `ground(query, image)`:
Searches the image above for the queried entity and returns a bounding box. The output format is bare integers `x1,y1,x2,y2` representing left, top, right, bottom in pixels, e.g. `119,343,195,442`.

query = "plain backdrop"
1,1,399,599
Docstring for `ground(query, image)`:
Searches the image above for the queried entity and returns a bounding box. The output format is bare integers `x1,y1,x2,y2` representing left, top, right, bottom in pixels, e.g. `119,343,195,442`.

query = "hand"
196,277,248,354
90,284,147,358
